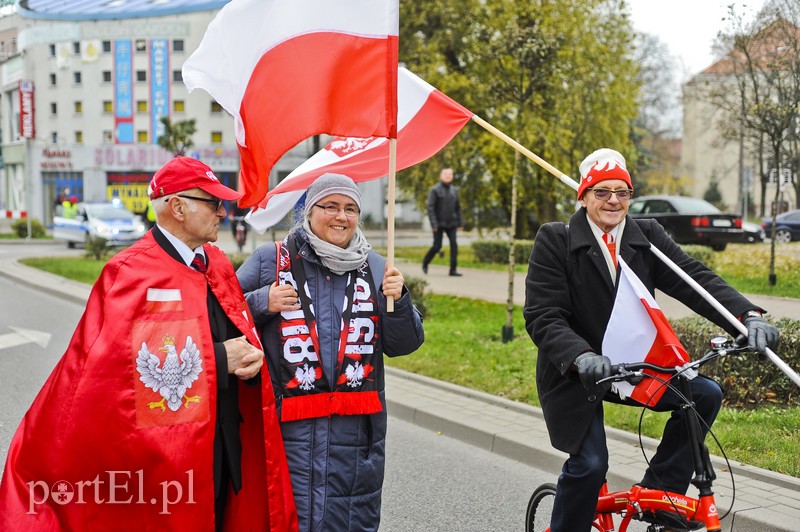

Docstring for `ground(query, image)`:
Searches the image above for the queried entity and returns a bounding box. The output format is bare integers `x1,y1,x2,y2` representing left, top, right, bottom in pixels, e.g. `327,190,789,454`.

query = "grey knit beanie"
304,173,362,218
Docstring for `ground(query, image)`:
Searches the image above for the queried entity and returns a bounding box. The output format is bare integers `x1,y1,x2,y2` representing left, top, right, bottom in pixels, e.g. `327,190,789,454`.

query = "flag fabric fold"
182,0,399,208
247,67,475,232
602,258,690,405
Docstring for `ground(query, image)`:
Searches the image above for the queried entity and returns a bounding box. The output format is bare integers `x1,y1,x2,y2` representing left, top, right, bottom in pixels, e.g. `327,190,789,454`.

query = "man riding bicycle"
523,148,779,532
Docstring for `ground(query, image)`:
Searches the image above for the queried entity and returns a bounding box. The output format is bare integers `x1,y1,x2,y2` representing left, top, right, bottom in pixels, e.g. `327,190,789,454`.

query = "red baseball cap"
148,157,242,201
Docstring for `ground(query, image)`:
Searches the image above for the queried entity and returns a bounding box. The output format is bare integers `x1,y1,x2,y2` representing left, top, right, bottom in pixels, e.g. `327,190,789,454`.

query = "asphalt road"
0,274,83,469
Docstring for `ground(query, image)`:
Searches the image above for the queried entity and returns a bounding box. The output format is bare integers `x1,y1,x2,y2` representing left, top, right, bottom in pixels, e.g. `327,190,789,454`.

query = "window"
75,131,83,144
173,39,184,52
211,131,223,143
73,72,82,84
49,44,56,57
210,101,223,113
172,70,182,83
50,103,57,115
137,130,148,143
136,70,147,82
72,42,80,55
102,40,111,53
74,101,82,114
103,130,113,144
173,100,185,112
102,70,112,83
135,39,147,53
103,100,113,113
136,100,148,113
51,132,58,144
49,73,56,86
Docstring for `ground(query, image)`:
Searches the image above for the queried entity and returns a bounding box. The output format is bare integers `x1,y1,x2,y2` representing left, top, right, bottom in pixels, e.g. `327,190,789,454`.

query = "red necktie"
603,233,617,268
191,253,207,273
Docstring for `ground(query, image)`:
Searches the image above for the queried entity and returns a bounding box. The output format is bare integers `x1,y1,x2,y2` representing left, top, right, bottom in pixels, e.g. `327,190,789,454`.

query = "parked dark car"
628,195,743,251
742,221,766,243
762,209,800,243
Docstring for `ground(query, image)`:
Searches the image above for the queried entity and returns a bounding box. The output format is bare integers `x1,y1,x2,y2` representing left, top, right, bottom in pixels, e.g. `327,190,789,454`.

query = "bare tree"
710,1,800,284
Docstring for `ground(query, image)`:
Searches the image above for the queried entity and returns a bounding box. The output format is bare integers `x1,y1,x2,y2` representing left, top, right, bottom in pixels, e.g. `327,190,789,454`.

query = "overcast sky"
627,0,766,82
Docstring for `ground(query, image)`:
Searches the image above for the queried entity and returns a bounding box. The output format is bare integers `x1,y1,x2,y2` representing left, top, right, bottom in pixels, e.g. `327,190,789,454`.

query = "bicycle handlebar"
600,335,751,385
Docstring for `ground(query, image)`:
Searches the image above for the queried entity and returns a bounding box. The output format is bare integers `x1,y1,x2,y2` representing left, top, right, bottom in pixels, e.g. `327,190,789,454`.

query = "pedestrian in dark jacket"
422,167,463,276
523,148,779,532
237,173,425,532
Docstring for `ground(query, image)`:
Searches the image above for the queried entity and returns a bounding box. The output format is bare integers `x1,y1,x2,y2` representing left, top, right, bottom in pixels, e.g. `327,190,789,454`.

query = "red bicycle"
526,336,751,532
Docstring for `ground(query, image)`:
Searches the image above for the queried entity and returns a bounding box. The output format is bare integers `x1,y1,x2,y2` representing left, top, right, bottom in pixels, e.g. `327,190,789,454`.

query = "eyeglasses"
174,194,225,211
313,203,360,218
588,188,633,201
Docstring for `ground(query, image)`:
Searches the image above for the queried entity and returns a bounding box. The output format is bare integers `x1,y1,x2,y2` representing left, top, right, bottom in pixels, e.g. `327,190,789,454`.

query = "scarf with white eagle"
276,234,381,422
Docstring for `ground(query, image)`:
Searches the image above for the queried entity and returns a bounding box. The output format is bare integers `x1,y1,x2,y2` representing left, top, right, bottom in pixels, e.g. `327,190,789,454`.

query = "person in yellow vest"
61,195,79,218
145,199,156,229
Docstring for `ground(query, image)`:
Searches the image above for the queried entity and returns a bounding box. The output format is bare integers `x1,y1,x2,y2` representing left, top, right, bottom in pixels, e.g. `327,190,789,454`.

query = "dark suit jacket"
523,209,760,454
151,226,244,497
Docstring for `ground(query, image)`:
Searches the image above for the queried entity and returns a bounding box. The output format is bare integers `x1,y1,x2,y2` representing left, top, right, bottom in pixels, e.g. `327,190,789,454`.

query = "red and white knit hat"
577,148,632,199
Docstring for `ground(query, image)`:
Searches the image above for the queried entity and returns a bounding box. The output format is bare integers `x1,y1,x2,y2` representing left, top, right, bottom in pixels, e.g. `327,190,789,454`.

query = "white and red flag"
247,67,475,232
602,258,690,405
182,0,399,208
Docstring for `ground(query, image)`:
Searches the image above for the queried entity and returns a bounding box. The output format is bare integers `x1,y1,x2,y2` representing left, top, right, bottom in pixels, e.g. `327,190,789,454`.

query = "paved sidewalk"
2,235,799,530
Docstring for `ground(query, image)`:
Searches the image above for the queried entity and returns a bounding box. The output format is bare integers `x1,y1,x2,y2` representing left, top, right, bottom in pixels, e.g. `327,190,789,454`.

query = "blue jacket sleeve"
236,243,278,327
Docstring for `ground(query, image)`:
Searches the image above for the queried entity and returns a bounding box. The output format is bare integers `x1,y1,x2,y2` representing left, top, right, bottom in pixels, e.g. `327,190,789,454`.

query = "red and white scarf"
276,235,381,422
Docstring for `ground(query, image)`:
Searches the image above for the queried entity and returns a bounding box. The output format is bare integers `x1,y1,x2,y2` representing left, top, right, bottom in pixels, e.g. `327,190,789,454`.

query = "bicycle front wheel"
526,483,556,532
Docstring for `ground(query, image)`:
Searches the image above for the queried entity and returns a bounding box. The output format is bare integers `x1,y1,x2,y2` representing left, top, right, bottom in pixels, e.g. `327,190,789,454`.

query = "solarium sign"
19,80,35,139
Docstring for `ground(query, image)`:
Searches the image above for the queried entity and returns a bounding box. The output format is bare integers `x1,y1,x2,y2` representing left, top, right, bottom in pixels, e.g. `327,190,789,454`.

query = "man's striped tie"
191,253,207,273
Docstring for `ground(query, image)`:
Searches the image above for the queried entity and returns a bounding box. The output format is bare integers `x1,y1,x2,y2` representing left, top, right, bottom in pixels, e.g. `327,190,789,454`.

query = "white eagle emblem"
137,335,203,412
345,362,364,388
295,363,317,391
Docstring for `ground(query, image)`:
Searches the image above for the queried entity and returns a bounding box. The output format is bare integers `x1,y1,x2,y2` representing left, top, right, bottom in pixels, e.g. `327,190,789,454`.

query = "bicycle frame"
526,338,746,532
591,361,723,531
593,483,720,531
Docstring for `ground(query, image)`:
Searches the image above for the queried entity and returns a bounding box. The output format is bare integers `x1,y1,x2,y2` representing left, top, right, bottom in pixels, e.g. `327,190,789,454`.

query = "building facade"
0,2,403,228
681,22,799,218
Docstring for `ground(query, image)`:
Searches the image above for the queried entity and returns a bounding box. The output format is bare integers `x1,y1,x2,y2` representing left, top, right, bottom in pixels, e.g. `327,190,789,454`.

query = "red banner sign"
19,80,35,139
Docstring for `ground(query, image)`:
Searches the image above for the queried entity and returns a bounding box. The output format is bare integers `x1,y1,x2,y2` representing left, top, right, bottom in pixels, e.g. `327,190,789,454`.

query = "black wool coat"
523,209,759,455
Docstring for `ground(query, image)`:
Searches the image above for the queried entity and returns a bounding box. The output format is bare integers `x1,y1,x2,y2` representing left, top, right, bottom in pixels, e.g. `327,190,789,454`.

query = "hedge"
672,316,800,408
11,218,47,239
473,239,535,264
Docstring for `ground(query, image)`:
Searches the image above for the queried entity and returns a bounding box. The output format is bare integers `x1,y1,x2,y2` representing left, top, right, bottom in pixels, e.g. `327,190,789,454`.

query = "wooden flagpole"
471,115,579,193
386,137,397,312
471,114,800,387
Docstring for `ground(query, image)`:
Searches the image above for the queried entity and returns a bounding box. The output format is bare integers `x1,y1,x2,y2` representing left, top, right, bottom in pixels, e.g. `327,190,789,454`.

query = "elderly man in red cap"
523,148,778,531
0,157,297,531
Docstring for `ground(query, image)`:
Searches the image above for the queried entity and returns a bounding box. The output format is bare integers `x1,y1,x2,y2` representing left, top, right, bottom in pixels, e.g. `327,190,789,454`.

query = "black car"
762,209,800,243
628,195,743,251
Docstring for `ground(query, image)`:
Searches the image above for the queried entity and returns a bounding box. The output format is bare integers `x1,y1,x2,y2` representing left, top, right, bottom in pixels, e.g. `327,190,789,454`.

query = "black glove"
574,352,612,397
743,314,779,355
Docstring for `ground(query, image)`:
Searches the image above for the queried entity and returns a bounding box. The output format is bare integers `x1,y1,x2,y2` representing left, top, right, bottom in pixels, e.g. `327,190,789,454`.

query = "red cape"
0,233,297,531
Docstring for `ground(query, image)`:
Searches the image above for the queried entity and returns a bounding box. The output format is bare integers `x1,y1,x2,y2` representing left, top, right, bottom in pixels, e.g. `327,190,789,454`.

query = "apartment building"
0,1,316,224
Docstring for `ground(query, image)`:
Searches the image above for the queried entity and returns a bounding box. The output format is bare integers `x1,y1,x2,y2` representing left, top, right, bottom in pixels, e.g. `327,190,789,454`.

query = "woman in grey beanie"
237,173,425,531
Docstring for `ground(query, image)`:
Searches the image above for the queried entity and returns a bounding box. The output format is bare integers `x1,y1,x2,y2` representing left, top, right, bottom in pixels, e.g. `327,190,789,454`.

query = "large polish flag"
602,258,690,405
247,67,475,232
182,0,399,208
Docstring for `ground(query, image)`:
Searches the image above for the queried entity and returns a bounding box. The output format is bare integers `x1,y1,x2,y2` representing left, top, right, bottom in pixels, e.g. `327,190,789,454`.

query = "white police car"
53,200,147,248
